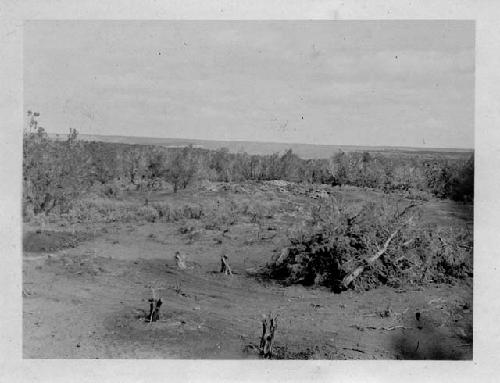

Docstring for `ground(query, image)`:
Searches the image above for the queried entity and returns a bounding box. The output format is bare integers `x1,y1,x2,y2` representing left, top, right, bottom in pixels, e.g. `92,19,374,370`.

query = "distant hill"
48,133,473,159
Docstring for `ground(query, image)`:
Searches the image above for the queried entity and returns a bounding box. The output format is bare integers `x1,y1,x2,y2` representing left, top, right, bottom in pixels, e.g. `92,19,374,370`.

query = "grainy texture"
23,183,472,359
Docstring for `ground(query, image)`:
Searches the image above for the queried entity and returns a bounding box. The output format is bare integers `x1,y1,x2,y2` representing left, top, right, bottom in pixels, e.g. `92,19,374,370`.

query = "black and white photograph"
21,20,475,361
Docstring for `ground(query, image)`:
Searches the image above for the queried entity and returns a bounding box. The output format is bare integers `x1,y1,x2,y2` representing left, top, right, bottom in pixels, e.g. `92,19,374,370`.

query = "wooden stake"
220,255,233,275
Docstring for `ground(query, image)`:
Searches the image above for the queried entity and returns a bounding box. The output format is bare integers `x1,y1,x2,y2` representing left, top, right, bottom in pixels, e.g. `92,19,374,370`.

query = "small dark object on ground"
147,298,163,322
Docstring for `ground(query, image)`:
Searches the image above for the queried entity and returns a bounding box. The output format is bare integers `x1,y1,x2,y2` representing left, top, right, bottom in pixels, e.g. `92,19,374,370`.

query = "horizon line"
46,130,474,152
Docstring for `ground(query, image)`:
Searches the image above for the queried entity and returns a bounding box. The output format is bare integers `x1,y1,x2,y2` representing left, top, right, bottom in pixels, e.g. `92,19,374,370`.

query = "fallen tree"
341,216,413,289
263,199,472,292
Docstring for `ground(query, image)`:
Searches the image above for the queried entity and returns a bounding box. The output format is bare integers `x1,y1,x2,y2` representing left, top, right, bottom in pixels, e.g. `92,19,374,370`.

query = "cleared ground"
23,183,472,359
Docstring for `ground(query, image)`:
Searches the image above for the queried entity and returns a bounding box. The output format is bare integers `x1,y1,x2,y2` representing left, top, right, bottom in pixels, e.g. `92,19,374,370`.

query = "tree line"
23,113,474,217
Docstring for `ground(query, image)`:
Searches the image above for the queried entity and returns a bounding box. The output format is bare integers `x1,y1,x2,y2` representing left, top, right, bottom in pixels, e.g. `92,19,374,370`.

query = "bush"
67,198,136,223
245,201,266,223
151,201,172,221
136,205,159,222
203,199,237,230
63,197,208,224
240,199,277,222
182,204,203,219
449,156,474,203
421,226,473,282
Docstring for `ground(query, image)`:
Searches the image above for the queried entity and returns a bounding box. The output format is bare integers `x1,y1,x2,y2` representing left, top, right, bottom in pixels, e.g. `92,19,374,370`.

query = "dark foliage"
264,200,473,292
23,112,473,218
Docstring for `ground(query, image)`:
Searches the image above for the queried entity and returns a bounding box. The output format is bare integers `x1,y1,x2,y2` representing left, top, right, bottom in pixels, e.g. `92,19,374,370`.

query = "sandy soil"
23,186,472,359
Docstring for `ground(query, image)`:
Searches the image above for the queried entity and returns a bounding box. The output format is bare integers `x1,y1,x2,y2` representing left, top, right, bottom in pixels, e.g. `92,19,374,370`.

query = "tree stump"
220,254,232,275
260,313,278,358
175,251,187,270
147,298,162,322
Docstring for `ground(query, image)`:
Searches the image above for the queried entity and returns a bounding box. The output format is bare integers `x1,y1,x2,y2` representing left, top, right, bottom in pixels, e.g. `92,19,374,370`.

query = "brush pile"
265,197,472,292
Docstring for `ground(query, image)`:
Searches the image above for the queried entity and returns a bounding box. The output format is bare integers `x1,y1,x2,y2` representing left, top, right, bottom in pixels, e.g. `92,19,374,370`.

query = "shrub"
67,198,136,223
151,201,172,221
245,201,265,223
203,199,237,230
421,226,473,282
136,205,159,222
241,199,277,222
182,204,203,219
449,156,474,203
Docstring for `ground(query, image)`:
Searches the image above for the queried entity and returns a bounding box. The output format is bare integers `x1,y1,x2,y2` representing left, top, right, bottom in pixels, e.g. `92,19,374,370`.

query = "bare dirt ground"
23,185,472,359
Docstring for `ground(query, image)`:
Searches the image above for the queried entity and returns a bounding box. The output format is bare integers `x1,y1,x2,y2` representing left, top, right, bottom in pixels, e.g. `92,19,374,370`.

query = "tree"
449,155,474,202
211,148,232,182
279,149,303,182
165,146,199,192
23,117,93,217
328,151,348,187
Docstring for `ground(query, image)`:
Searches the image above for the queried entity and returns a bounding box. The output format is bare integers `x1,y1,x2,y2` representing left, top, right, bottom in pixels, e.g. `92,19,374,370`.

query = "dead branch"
260,313,278,358
366,325,408,331
342,347,366,353
275,248,289,265
260,231,277,241
395,203,417,220
341,216,414,289
220,254,233,275
402,238,415,248
438,236,451,248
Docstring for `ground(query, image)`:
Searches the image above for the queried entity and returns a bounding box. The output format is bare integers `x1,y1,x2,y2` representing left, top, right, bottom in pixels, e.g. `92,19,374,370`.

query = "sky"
24,21,474,148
